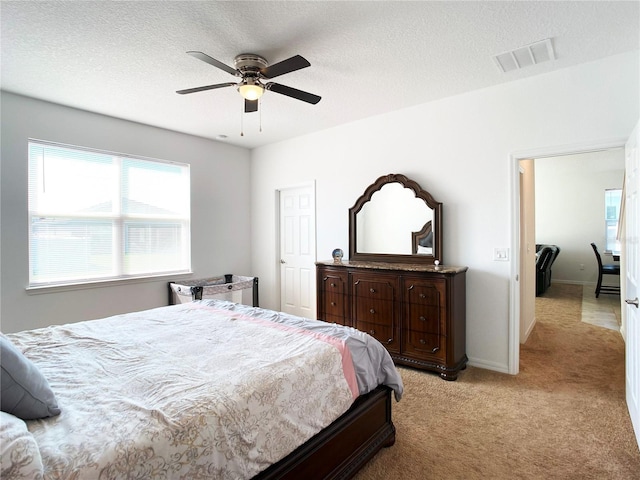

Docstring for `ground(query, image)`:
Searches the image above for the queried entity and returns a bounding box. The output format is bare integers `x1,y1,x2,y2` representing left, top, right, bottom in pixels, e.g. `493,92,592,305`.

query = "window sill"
26,271,194,295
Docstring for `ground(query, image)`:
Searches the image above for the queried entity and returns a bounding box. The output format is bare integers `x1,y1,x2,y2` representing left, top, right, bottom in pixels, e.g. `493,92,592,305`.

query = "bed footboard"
254,385,395,480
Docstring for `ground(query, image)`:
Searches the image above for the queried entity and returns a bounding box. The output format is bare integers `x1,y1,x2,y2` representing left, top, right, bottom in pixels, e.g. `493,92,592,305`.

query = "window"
604,188,622,254
28,141,190,287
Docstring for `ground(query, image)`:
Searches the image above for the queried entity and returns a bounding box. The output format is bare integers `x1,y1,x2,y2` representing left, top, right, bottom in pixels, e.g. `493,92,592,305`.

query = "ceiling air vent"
493,38,555,73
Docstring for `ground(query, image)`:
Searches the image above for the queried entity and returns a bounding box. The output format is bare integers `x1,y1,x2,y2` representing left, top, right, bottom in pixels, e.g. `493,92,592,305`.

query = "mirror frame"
349,173,443,264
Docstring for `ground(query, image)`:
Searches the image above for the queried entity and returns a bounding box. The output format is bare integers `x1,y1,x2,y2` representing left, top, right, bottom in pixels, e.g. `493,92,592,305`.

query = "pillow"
0,411,44,478
1,333,60,420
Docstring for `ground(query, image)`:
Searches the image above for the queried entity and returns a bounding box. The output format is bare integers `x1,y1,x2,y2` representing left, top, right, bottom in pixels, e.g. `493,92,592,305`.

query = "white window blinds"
28,141,191,286
604,188,622,254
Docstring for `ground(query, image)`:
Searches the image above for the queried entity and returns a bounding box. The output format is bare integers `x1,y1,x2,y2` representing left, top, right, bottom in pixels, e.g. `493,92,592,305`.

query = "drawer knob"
419,316,426,322
330,302,336,306
370,288,376,293
369,329,376,335
370,308,376,314
419,293,426,299
419,339,426,345
330,283,336,287
387,338,393,344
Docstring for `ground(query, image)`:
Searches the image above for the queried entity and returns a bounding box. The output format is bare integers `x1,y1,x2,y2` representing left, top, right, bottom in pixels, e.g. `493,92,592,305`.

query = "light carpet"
354,283,640,479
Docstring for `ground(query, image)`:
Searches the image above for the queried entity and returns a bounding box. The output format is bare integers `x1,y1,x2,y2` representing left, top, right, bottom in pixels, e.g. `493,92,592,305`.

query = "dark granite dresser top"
316,260,468,274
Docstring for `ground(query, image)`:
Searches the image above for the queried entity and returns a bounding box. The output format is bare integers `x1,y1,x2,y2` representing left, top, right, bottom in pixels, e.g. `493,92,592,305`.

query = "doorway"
277,182,317,318
510,139,627,374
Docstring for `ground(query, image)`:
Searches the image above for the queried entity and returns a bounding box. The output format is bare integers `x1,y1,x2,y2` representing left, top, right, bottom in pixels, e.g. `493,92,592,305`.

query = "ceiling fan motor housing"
234,54,268,77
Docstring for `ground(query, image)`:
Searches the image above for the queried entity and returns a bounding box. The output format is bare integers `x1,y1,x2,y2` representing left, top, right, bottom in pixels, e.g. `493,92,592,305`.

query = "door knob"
280,259,285,264
625,297,639,308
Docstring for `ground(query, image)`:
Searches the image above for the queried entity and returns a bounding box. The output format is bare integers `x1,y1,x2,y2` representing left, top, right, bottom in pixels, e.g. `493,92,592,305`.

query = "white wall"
535,150,625,285
1,92,252,333
250,51,639,374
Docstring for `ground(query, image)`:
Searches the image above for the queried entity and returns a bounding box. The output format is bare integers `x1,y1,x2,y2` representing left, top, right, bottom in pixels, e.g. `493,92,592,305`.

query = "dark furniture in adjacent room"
536,244,561,296
590,242,620,297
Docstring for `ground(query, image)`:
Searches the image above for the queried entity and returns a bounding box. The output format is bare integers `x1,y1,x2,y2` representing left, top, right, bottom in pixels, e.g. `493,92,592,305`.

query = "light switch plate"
494,248,509,261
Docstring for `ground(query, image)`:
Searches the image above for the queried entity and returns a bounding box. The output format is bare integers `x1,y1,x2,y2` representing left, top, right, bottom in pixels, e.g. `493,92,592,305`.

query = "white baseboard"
552,280,594,286
521,316,536,343
467,357,510,374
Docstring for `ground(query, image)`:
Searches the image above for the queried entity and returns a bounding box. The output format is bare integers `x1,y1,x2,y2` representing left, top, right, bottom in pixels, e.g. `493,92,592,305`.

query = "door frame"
275,180,317,313
509,137,627,374
624,122,639,445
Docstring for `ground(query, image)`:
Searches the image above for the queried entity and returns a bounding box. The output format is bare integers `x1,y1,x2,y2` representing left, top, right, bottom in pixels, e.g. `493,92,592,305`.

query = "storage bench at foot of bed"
254,385,395,480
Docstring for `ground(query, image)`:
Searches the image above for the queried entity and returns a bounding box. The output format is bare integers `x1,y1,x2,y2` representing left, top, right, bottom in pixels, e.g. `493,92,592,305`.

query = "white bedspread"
3,300,402,480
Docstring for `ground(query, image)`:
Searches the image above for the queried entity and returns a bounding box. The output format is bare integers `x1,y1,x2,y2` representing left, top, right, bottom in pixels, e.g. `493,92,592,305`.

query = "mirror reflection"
414,221,433,255
356,183,433,255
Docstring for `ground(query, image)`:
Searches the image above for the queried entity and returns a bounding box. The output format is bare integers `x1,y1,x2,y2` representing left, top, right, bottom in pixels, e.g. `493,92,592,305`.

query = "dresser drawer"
403,330,445,360
324,313,349,325
353,297,395,325
352,276,397,301
357,320,399,353
320,271,348,294
323,295,347,318
318,269,348,325
405,303,443,335
404,276,446,335
404,277,446,305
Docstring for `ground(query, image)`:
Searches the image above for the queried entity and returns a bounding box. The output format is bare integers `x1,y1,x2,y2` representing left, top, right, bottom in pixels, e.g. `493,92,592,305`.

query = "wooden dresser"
317,260,467,380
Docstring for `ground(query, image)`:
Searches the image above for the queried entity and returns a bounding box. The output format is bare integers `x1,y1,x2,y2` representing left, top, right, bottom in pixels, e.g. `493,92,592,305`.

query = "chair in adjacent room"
535,244,561,296
590,242,620,297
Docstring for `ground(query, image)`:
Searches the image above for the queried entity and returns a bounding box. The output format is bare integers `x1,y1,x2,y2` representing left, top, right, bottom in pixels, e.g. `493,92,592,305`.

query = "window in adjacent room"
604,188,622,254
28,140,191,287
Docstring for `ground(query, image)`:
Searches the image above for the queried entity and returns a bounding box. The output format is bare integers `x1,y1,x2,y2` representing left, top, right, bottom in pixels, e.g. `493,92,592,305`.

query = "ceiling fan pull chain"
240,104,244,137
259,99,262,133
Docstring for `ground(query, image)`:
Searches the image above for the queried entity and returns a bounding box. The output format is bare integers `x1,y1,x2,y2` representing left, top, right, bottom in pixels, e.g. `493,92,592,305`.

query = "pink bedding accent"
194,303,360,399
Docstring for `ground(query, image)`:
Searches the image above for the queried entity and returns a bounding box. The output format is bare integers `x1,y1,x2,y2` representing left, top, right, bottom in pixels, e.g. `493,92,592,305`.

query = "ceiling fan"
176,51,321,113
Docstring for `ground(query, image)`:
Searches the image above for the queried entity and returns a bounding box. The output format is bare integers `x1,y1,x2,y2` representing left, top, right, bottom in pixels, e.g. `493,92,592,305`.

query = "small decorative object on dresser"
317,173,468,380
332,248,344,263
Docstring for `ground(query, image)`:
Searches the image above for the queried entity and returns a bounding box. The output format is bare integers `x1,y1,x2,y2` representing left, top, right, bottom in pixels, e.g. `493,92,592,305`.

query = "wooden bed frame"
255,385,395,480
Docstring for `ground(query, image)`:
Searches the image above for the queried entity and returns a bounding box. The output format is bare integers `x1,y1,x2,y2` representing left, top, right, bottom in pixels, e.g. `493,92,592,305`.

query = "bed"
413,220,433,255
0,299,403,479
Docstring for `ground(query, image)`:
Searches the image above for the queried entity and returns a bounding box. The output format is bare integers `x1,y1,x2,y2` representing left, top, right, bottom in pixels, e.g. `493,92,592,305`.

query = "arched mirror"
349,173,442,264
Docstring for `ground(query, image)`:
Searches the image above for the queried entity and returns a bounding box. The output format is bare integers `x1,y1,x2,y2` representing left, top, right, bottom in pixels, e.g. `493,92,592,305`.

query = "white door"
279,183,316,318
625,121,640,445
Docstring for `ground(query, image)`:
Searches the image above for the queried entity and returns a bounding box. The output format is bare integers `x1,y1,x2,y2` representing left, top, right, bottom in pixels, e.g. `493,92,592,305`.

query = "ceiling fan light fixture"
238,81,264,101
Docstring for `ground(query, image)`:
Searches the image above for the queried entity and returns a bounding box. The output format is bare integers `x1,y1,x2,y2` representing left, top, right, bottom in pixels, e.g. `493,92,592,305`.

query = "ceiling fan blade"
245,99,258,113
266,83,321,104
260,55,310,79
186,51,238,76
176,82,236,95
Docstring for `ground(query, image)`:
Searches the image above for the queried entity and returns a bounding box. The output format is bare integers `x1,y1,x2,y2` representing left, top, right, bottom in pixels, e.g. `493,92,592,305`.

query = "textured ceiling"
1,1,638,149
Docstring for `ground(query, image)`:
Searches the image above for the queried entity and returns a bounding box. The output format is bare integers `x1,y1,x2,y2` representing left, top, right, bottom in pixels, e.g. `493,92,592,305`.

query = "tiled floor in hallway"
581,284,622,331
